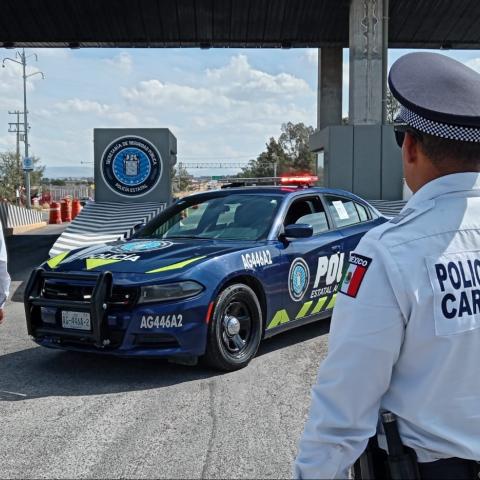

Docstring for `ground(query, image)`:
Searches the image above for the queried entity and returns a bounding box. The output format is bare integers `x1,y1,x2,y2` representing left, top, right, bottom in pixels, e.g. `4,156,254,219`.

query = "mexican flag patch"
340,253,372,298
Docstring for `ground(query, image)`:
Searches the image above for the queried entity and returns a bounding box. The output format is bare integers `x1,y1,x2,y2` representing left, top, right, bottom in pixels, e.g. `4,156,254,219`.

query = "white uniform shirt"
0,223,10,307
294,172,480,479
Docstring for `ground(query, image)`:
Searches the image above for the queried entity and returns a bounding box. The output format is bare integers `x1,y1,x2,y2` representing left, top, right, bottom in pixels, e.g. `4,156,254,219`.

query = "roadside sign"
23,156,34,171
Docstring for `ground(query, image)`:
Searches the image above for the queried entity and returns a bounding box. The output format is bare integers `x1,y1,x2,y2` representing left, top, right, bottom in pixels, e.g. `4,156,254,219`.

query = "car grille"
42,281,138,306
134,334,179,349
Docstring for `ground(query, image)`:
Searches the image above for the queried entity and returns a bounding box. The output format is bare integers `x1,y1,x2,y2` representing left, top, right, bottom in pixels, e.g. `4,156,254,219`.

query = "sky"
0,47,480,178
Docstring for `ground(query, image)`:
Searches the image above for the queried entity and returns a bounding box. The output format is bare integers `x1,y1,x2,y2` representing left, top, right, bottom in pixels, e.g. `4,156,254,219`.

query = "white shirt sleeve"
293,236,406,479
0,224,10,307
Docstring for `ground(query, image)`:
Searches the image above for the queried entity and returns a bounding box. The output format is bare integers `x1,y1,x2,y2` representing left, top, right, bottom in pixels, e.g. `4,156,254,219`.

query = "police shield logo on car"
116,240,174,253
288,258,311,302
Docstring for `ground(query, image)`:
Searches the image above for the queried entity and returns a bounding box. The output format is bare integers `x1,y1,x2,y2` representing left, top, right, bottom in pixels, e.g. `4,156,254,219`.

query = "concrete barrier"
0,203,46,235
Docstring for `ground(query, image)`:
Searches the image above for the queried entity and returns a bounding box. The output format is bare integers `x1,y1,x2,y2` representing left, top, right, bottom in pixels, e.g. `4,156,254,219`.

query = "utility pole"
2,49,45,208
8,110,25,175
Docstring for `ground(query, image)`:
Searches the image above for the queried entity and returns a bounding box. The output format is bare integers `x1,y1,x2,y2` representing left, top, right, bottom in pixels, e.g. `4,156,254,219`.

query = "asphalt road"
0,226,330,479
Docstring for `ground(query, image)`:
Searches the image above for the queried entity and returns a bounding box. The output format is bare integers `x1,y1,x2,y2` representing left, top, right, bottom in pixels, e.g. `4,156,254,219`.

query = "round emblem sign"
101,136,162,197
288,257,310,302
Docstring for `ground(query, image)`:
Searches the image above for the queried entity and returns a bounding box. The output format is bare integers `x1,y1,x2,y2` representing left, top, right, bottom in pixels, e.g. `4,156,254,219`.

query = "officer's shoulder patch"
389,208,415,225
339,252,372,298
376,201,435,241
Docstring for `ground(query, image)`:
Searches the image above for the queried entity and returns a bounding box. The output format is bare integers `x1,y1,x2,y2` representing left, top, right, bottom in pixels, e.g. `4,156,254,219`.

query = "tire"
203,283,263,371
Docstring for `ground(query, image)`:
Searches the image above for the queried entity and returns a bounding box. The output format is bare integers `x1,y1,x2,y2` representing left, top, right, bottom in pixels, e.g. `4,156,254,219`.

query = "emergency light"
280,175,318,185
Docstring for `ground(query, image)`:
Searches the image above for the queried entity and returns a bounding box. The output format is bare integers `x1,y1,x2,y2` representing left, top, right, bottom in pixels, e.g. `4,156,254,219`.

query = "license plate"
61,311,91,331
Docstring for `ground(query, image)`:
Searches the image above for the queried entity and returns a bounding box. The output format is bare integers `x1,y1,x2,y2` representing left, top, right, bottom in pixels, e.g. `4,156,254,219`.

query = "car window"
296,212,330,234
141,193,281,241
325,196,362,228
284,196,330,235
355,202,369,222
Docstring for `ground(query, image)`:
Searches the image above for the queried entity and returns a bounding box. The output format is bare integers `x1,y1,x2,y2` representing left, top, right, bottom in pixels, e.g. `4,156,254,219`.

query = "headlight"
138,281,204,303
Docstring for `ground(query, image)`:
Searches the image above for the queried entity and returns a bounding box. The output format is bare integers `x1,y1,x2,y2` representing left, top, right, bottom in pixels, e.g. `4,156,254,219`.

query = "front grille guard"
24,268,113,348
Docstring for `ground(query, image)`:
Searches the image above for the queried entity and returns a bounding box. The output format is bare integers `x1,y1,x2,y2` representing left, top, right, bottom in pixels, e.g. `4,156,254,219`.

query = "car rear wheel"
203,283,263,371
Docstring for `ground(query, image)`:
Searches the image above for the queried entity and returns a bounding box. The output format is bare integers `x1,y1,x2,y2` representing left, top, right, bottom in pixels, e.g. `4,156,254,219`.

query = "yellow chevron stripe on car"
296,300,313,319
267,294,335,330
267,309,290,329
146,256,206,274
311,296,329,315
85,258,122,270
326,293,337,309
46,252,69,269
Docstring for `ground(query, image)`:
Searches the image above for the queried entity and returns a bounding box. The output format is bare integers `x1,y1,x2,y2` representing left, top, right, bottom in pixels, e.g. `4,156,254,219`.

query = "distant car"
25,182,387,370
79,196,93,206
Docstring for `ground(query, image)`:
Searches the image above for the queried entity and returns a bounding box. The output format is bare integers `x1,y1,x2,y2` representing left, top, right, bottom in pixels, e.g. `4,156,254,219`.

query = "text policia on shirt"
427,251,480,336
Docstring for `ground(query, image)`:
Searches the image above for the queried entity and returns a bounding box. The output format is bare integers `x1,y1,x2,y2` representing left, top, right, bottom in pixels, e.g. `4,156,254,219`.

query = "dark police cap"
389,52,480,142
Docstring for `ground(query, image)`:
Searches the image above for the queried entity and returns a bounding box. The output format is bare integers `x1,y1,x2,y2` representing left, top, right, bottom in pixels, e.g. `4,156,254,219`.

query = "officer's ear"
403,131,437,192
402,131,419,166
402,131,423,192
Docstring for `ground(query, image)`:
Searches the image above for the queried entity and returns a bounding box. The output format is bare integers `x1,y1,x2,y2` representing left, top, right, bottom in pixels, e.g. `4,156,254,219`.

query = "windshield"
138,193,282,241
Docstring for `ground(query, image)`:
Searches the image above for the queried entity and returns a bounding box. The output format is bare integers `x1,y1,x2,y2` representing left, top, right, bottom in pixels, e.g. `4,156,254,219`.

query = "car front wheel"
203,283,263,371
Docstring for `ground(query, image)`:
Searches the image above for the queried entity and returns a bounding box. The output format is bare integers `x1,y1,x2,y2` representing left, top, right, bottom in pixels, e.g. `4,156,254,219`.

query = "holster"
353,436,389,479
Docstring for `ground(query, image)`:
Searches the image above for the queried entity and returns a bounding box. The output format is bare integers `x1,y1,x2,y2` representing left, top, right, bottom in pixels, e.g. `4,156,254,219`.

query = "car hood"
46,238,260,274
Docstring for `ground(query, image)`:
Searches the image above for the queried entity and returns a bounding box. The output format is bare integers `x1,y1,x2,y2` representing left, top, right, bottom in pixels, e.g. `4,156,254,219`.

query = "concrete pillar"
349,0,384,125
317,48,343,130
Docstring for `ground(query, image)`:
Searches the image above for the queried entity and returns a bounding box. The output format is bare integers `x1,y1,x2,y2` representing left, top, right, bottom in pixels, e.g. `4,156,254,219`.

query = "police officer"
294,52,480,479
0,221,10,325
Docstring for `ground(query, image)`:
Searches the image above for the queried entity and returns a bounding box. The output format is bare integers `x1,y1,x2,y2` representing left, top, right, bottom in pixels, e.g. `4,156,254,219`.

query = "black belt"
419,457,480,480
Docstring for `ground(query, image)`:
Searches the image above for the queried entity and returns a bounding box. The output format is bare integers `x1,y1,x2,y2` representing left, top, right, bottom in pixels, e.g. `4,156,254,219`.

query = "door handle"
331,245,341,253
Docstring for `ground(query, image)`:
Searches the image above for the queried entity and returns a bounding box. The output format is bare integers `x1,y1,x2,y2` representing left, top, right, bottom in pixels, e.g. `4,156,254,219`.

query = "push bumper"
24,268,209,358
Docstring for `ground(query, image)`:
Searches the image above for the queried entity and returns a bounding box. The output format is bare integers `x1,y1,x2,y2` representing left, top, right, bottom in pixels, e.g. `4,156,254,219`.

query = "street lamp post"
2,49,44,208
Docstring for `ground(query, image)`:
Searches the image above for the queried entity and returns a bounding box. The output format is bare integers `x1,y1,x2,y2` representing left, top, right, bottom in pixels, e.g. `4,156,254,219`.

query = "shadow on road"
0,319,329,401
6,227,64,301
258,319,330,357
0,347,219,401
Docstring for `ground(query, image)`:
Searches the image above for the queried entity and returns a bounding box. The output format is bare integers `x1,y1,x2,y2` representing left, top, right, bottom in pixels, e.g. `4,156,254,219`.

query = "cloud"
122,80,227,108
205,54,311,101
121,54,313,130
104,52,133,73
53,98,139,127
55,98,111,115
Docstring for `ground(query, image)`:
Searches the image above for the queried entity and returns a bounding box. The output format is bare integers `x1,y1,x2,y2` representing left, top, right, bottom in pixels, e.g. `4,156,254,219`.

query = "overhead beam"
349,0,384,125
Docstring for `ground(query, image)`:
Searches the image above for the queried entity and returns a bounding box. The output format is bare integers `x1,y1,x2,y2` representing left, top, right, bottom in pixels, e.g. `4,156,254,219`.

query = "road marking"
0,390,27,397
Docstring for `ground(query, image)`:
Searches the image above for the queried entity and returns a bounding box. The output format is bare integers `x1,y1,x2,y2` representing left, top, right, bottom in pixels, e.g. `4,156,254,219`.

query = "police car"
24,177,387,370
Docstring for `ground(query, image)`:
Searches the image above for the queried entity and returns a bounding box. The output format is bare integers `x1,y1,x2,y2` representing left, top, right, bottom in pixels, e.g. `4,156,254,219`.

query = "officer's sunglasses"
393,123,422,148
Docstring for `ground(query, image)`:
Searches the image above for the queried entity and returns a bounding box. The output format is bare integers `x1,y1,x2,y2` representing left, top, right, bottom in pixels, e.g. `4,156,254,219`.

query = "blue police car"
25,180,386,370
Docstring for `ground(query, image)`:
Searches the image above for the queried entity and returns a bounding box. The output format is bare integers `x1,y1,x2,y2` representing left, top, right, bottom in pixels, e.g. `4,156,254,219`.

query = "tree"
278,122,316,173
0,151,44,202
172,162,192,193
386,89,400,124
239,137,288,178
238,122,316,178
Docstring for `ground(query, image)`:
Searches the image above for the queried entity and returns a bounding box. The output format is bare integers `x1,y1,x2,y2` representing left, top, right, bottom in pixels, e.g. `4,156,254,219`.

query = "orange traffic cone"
49,202,62,224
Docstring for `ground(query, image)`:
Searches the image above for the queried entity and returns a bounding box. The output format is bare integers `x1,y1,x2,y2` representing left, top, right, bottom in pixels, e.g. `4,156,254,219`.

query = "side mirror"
283,223,313,239
133,222,146,233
